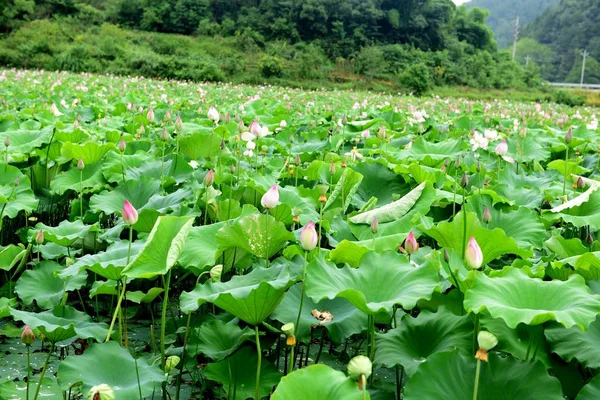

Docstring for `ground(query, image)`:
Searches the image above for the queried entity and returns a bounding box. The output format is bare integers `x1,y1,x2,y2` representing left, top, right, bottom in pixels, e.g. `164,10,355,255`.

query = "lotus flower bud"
21,325,36,345
147,108,155,123
460,172,469,188
361,130,370,139
210,264,223,282
4,137,9,148
118,139,127,153
224,113,231,124
495,140,508,156
261,185,279,209
164,109,172,121
87,384,115,400
370,217,378,234
238,120,245,132
575,176,585,189
329,162,336,175
444,249,450,263
378,125,387,139
347,355,372,381
300,221,318,251
564,127,572,144
586,233,594,245
175,115,183,131
455,156,460,169
122,200,138,226
77,158,85,170
161,128,169,142
482,207,492,224
250,121,261,136
35,229,44,245
519,127,527,138
203,169,214,187
465,236,483,270
281,323,296,346
207,106,220,123
405,231,418,255
342,114,348,125
295,154,301,166
165,355,180,373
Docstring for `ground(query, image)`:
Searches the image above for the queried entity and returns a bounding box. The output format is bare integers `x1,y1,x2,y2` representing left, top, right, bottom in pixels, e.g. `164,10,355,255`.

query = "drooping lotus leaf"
577,374,600,400
9,306,108,342
375,309,473,376
60,240,145,281
31,220,96,247
60,141,116,165
544,189,600,230
0,165,39,218
123,216,194,279
216,213,295,260
178,222,226,270
179,263,298,324
306,251,440,315
88,176,160,215
353,161,410,206
0,244,26,271
271,283,368,344
329,240,370,268
204,346,281,400
126,287,164,304
324,167,363,213
15,261,87,309
271,364,368,400
349,182,425,224
57,341,164,400
464,268,600,330
187,319,255,360
419,211,532,265
545,317,600,369
403,351,562,400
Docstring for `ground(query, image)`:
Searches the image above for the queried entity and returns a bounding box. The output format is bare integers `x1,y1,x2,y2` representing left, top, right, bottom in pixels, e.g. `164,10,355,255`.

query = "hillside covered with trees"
0,0,540,92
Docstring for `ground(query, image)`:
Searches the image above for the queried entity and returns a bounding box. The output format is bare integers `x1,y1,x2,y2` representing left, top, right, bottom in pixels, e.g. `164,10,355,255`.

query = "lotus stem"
33,342,54,400
319,202,324,254
176,274,202,400
161,270,172,370
361,374,367,400
472,359,482,400
255,325,262,400
453,166,458,218
26,345,31,400
105,279,126,343
203,187,209,226
462,193,468,262
472,314,479,354
294,252,308,338
79,168,83,220
265,210,270,266
562,146,569,199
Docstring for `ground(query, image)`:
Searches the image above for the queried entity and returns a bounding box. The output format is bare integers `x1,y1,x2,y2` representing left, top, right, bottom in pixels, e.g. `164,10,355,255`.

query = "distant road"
549,83,600,90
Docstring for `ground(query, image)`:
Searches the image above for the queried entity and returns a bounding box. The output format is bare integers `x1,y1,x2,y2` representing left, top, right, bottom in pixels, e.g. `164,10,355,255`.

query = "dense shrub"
554,90,585,107
259,55,283,78
399,63,433,95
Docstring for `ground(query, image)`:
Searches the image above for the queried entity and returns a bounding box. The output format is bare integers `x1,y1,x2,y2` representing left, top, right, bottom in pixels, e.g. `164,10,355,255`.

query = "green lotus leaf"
464,268,600,330
179,131,222,160
329,240,369,268
0,377,62,400
306,251,440,315
349,182,425,224
216,213,295,260
556,252,600,281
204,346,281,400
179,222,226,270
354,161,410,206
271,364,368,400
278,186,319,225
89,176,161,215
31,220,96,247
419,211,532,265
398,137,464,162
543,189,600,230
123,216,194,279
9,306,108,342
60,240,145,281
545,316,600,369
126,287,164,304
187,319,254,360
0,297,17,318
50,161,106,195
324,167,363,213
57,341,164,400
0,127,54,155
179,263,298,324
15,261,86,310
375,309,473,376
545,235,588,259
89,280,118,298
60,141,116,165
271,283,368,344
577,374,600,400
403,351,563,400
0,244,26,272
0,165,39,218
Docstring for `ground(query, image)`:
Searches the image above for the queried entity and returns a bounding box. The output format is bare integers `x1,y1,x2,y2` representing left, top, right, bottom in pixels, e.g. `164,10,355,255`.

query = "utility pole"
525,55,531,67
512,15,520,62
581,50,589,85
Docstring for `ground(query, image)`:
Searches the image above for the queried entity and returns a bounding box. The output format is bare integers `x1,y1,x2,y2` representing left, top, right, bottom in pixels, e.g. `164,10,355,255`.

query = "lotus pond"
2,68,600,399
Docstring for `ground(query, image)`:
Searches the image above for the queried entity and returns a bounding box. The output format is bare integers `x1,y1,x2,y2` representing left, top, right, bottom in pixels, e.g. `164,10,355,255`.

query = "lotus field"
2,68,600,400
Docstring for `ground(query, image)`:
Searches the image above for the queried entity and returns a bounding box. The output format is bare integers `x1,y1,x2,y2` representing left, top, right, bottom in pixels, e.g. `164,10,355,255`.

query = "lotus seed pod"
87,384,115,400
347,355,372,381
477,331,498,351
210,264,223,282
281,323,296,346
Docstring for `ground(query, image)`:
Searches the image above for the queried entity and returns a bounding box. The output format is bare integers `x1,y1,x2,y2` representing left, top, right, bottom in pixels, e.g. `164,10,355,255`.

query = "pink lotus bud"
118,139,127,153
329,162,336,175
295,154,301,166
361,130,370,139
35,230,44,245
482,207,492,224
495,140,508,157
460,172,469,188
21,325,36,345
300,221,318,251
122,200,138,225
147,108,155,123
203,169,214,187
465,236,483,270
165,109,172,121
207,106,220,123
280,120,287,128
370,217,378,234
378,126,387,139
4,137,10,147
564,127,572,144
405,231,419,255
175,115,183,131
161,128,169,142
77,158,85,170
261,185,279,209
250,121,261,136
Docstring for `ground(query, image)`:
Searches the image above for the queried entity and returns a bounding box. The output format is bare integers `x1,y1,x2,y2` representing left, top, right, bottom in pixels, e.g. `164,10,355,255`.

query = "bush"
553,90,585,107
259,55,283,78
399,63,433,96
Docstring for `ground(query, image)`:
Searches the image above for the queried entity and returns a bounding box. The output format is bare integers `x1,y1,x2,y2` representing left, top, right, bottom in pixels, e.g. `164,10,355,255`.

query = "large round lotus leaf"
187,319,254,360
30,220,96,247
15,261,86,309
403,351,563,400
545,317,600,368
577,374,600,400
271,364,368,400
271,283,367,344
0,127,54,156
0,377,62,400
464,268,600,330
375,309,473,376
57,341,164,400
306,251,440,315
9,306,108,342
50,161,106,195
179,263,298,325
0,165,39,218
204,346,281,400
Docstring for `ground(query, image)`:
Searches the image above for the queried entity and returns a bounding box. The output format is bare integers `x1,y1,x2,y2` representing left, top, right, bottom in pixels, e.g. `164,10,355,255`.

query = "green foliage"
554,90,586,107
258,55,283,79
399,63,433,95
